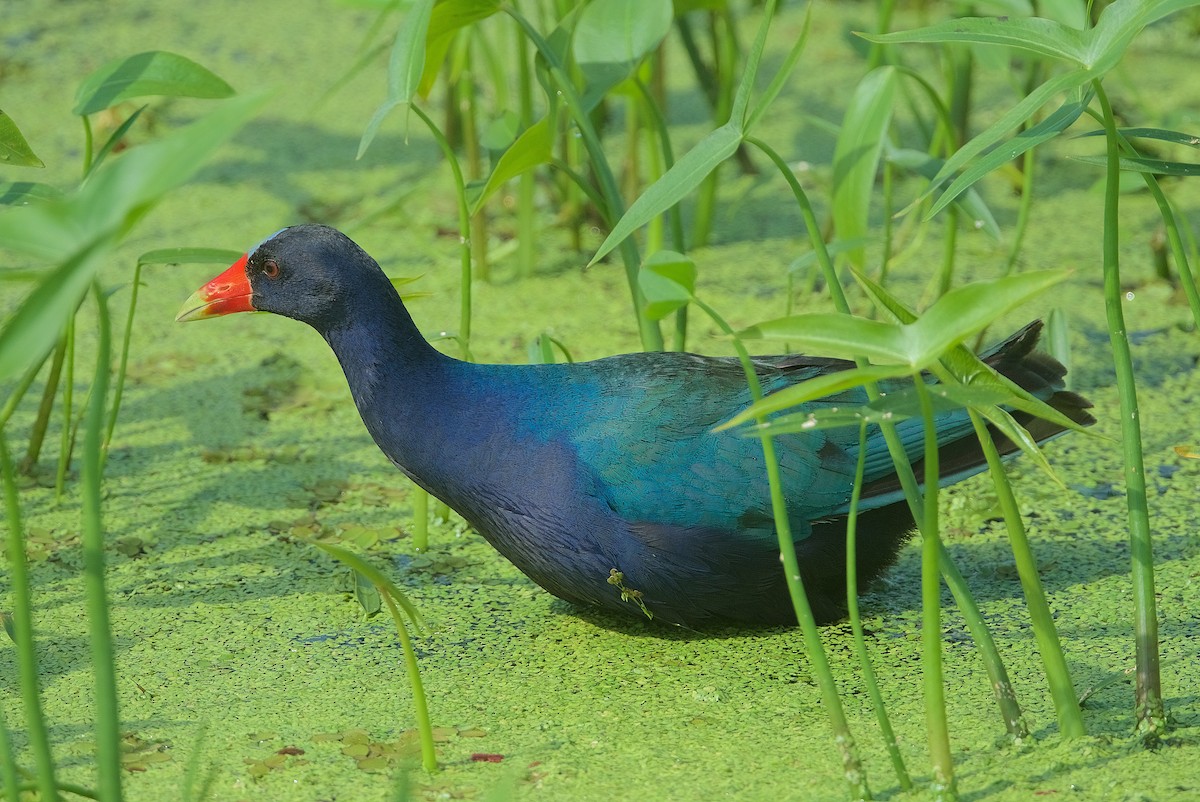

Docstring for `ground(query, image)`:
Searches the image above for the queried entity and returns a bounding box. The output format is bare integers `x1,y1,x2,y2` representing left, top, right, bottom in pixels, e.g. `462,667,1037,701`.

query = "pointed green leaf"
852,266,1092,435
728,0,778,125
746,2,813,132
831,66,896,268
0,109,43,167
926,89,1099,219
1085,0,1200,71
418,0,503,96
886,147,1000,240
719,363,912,431
976,404,1063,485
310,540,427,632
0,235,113,382
638,250,696,320
354,569,383,616
0,182,62,206
861,16,1090,65
1070,154,1200,176
906,270,1069,366
470,116,552,214
740,313,909,364
359,0,434,157
87,105,147,178
73,51,234,115
574,0,672,65
1077,126,1200,148
747,404,915,437
589,122,742,265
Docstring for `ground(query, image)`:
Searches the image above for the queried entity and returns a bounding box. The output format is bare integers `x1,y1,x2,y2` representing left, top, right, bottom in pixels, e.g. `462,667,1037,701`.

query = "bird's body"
180,225,1093,627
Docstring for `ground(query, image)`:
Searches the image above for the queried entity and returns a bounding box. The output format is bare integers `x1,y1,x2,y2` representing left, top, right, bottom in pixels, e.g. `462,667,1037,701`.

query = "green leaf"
744,270,1069,370
886,147,1000,241
851,266,1091,437
0,235,114,382
740,313,910,364
87,105,147,178
310,540,426,632
0,109,43,167
903,270,1070,366
589,122,742,265
1085,0,1200,71
1070,154,1200,176
0,182,62,206
574,0,672,65
575,0,672,108
719,363,912,431
73,51,234,116
862,16,1090,65
638,250,696,320
137,247,244,265
359,0,435,157
418,0,503,96
976,403,1062,485
745,2,812,132
1077,126,1200,148
747,405,914,436
354,569,383,616
831,66,897,268
727,0,778,125
926,88,1090,219
470,116,552,215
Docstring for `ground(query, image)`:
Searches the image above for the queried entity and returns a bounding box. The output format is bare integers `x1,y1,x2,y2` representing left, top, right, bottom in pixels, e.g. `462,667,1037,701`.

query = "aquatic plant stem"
0,355,45,431
914,380,955,801
412,483,429,553
1,437,60,802
81,283,122,802
380,591,437,773
0,711,17,802
935,551,1027,740
694,296,871,801
20,338,66,474
104,259,143,459
845,423,912,790
1093,80,1164,739
55,319,77,499
310,540,434,771
967,410,1084,737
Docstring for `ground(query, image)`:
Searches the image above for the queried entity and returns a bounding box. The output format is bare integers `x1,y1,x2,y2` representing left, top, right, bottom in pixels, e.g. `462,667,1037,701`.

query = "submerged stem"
967,411,1083,737
1093,80,1164,740
914,380,956,801
82,283,122,802
846,423,912,790
1,437,60,801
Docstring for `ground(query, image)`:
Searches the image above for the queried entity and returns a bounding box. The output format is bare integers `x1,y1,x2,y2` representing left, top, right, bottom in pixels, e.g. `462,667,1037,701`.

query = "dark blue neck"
320,297,456,476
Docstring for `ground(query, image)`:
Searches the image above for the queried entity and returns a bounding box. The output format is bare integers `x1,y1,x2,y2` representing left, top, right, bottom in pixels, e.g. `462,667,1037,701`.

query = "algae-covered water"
3,2,1200,800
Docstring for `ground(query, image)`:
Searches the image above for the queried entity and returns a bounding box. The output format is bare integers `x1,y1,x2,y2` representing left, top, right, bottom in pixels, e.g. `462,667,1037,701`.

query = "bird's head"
177,224,385,330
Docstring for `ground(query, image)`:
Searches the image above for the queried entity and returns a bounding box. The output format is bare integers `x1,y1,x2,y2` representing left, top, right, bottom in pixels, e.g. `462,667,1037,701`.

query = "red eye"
263,259,280,279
